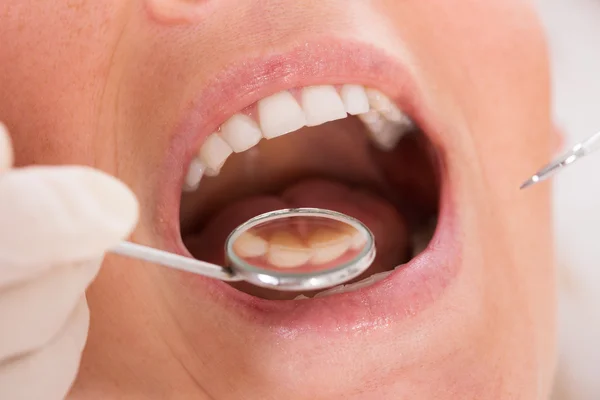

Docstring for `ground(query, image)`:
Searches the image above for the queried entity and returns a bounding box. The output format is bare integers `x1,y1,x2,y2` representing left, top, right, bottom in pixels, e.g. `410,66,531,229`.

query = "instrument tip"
520,175,539,190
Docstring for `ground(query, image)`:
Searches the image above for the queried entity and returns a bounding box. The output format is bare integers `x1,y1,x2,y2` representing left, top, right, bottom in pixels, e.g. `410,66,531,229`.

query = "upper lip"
155,38,460,334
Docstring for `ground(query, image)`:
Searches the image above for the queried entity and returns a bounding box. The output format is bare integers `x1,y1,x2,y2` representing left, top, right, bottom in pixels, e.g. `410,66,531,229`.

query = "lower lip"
169,169,461,335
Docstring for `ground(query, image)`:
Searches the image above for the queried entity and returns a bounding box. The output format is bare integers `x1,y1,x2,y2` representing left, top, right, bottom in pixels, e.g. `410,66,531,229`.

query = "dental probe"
110,208,376,292
521,130,600,189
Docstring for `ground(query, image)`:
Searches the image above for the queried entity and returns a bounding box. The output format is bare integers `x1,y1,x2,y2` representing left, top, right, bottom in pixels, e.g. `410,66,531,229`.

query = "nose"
144,0,212,24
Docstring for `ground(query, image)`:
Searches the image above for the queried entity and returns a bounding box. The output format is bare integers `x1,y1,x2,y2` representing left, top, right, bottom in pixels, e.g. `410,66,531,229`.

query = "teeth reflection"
308,228,351,264
233,232,268,258
266,231,313,268
340,224,368,250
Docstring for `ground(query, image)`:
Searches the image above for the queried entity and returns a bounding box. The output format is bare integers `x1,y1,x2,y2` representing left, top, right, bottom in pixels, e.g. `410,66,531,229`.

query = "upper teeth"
183,84,413,191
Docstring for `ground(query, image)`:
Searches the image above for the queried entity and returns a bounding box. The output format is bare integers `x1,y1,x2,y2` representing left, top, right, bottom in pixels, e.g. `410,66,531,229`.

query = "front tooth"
258,91,307,139
219,114,263,153
266,231,313,268
232,232,268,258
308,228,351,264
198,133,233,174
365,89,407,123
183,158,206,192
301,85,347,127
340,85,370,115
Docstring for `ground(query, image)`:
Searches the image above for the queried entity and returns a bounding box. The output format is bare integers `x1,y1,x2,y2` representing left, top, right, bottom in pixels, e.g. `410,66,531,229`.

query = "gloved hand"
0,123,139,399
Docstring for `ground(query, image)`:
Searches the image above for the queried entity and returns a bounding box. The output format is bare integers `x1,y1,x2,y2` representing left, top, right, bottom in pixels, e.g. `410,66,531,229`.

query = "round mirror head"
225,208,376,291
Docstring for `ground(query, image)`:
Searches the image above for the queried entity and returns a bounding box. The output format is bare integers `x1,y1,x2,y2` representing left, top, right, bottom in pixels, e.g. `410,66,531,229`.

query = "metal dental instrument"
521,130,600,190
110,208,376,291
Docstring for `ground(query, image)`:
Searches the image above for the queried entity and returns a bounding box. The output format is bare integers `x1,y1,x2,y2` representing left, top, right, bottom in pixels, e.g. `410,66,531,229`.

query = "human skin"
0,1,557,399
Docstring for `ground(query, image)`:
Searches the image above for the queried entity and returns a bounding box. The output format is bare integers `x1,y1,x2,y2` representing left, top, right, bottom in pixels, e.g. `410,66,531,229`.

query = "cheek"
0,2,126,167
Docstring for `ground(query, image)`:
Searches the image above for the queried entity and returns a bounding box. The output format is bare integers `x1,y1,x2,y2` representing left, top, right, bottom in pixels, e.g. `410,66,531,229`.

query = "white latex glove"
0,123,139,399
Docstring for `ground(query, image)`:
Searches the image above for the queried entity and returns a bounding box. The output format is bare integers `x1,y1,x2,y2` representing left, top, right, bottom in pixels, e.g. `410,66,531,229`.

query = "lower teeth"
293,269,393,300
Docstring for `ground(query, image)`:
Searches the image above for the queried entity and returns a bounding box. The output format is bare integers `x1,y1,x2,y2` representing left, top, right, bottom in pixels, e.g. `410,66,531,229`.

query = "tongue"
184,178,410,299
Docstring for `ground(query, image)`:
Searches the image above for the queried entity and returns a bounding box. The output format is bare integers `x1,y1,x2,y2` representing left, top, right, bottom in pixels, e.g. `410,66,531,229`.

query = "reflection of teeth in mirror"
339,224,368,250
233,232,268,258
308,228,351,264
267,231,313,268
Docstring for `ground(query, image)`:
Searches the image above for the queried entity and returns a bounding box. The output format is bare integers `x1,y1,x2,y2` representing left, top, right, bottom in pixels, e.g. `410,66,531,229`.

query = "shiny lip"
156,39,461,334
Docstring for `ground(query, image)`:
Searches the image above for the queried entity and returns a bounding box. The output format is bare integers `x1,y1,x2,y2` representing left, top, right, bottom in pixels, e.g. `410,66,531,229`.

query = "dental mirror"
111,208,376,291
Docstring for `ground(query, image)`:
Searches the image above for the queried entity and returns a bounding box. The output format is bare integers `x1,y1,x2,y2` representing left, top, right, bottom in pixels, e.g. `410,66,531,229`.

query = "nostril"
144,0,212,24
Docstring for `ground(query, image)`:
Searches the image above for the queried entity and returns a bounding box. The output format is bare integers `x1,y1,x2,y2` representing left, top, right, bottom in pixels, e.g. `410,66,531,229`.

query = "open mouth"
156,44,461,331
177,83,442,301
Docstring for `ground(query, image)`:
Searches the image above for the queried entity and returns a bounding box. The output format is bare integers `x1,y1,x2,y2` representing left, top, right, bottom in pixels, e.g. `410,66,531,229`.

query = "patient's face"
0,1,557,398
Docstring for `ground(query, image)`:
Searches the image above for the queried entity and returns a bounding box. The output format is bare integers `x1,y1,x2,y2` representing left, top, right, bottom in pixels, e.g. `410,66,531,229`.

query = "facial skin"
0,1,557,399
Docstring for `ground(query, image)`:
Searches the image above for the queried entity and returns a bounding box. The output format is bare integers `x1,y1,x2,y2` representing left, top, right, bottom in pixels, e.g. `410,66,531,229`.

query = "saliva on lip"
229,213,369,273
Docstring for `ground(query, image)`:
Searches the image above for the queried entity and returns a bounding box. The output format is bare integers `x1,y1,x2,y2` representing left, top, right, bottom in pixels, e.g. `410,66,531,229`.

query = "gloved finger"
0,259,100,361
0,166,138,286
0,297,89,400
0,122,13,171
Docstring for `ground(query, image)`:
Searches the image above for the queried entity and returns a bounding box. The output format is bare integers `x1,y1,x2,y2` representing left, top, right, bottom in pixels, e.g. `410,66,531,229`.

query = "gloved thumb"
0,165,139,286
0,122,13,171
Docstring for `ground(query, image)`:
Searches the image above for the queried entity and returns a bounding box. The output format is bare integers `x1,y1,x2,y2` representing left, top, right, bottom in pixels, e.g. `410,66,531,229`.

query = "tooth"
232,232,268,258
314,284,346,298
359,111,404,151
219,114,263,153
342,270,391,292
340,85,370,115
359,110,385,127
266,231,312,268
183,158,206,192
198,133,233,174
365,270,392,284
308,228,351,264
301,85,347,127
204,168,220,177
258,91,307,139
314,270,393,298
294,294,310,300
365,89,408,123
